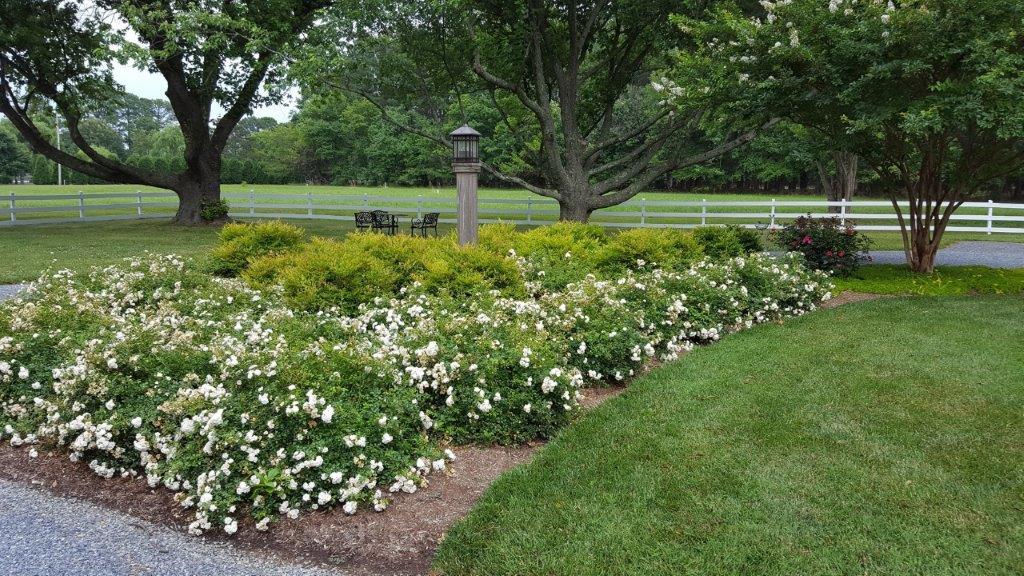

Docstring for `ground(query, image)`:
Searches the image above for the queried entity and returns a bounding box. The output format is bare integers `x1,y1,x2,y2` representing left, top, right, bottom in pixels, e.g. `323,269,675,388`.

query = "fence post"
701,198,707,226
770,198,777,228
8,192,14,223
526,197,533,225
249,188,255,216
839,198,846,226
78,190,85,220
363,193,369,208
987,199,994,235
640,196,647,226
306,189,313,217
136,190,143,217
417,194,423,218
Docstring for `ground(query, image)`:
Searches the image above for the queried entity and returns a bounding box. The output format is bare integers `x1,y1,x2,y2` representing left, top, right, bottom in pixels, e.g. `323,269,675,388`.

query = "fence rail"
2,190,1024,234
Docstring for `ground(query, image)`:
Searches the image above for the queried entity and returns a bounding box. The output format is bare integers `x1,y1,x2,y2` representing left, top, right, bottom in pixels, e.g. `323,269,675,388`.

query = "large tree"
679,0,1024,272
0,0,329,223
308,0,769,221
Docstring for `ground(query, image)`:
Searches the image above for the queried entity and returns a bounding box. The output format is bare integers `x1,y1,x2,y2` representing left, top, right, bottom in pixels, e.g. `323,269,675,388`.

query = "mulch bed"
0,384,626,576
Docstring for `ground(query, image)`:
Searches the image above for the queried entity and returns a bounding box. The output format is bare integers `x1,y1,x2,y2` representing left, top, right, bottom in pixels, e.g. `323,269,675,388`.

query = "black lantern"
450,124,481,163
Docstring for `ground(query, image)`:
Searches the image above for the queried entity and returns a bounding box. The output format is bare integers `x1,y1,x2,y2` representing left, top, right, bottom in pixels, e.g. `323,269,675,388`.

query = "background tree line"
7,93,1022,199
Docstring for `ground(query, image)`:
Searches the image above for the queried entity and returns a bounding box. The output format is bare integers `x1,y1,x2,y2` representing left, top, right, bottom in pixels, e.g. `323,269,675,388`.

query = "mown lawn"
2,184,1021,250
835,265,1024,296
0,219,367,284
434,296,1024,576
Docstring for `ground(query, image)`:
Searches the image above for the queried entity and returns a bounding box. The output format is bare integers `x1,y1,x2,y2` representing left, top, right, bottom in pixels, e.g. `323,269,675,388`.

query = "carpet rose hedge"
1,225,830,535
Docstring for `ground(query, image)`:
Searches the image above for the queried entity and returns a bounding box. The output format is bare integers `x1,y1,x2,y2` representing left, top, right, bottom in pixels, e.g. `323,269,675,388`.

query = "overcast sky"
111,62,299,123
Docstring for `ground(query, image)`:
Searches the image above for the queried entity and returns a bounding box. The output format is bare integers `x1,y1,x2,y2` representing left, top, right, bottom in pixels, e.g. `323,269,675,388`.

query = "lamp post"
55,110,62,186
450,125,481,246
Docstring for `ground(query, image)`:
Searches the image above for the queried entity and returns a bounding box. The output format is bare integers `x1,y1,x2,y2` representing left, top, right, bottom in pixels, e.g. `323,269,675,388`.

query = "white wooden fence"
3,190,1024,234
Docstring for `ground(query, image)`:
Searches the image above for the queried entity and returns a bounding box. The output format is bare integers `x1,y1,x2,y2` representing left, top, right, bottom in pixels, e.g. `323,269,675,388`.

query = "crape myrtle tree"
675,0,1024,272
0,0,330,224
306,0,772,222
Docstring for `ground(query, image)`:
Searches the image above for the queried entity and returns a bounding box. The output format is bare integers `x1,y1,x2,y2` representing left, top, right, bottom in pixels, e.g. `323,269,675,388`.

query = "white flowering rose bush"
1,230,832,535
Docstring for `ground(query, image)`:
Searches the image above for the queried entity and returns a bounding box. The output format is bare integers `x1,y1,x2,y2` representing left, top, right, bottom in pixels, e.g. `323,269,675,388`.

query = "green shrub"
776,215,872,276
247,233,524,312
727,225,764,253
692,226,745,259
478,223,519,257
208,221,306,276
199,199,230,222
597,228,704,274
512,222,608,290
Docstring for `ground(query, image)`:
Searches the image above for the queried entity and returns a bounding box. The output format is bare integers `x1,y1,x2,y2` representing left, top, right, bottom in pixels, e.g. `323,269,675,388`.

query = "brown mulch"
0,385,626,576
0,443,535,576
0,294,876,575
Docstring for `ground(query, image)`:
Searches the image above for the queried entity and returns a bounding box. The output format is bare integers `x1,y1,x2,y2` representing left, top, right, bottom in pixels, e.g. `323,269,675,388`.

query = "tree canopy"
0,0,329,222
298,0,774,220
673,0,1024,271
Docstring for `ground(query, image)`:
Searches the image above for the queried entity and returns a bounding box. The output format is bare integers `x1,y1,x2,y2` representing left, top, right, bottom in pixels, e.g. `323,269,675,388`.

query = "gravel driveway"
869,241,1024,268
0,480,343,576
0,284,26,302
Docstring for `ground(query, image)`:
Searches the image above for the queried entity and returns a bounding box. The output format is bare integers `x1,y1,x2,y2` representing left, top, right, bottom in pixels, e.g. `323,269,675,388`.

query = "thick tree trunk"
171,141,225,224
172,178,222,224
558,198,593,222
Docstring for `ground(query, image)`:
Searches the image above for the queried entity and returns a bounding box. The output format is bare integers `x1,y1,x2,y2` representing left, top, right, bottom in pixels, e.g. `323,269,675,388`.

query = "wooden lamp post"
451,125,481,246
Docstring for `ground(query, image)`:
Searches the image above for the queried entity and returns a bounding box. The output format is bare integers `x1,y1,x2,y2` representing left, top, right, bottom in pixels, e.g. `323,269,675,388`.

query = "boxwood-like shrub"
692,226,746,259
245,233,525,312
208,220,306,276
596,228,704,274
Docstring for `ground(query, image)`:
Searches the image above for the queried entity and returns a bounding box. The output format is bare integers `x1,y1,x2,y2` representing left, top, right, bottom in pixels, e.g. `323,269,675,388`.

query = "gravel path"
0,479,344,576
869,241,1024,268
0,284,26,302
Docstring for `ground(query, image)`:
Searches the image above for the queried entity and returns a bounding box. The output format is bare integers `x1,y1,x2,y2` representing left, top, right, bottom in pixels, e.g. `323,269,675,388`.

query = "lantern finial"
450,124,481,164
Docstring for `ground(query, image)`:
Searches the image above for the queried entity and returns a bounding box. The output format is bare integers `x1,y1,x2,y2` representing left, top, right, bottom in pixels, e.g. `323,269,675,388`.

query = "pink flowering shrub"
777,215,872,276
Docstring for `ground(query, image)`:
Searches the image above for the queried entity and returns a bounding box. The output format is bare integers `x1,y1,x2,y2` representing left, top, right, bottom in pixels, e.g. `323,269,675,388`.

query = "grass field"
433,296,1024,576
3,183,1023,232
1,184,1022,284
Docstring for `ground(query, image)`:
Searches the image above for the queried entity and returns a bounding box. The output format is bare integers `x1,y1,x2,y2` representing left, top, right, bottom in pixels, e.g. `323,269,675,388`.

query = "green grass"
0,219,373,284
3,183,1022,239
0,184,1020,282
433,296,1024,576
835,266,1024,296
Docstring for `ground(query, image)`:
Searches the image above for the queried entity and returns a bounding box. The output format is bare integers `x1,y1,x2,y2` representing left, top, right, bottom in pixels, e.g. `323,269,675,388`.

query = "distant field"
3,184,1022,232
1,184,1022,284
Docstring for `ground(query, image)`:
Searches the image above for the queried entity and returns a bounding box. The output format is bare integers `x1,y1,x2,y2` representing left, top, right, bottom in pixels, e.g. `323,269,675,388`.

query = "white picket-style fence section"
3,190,1024,234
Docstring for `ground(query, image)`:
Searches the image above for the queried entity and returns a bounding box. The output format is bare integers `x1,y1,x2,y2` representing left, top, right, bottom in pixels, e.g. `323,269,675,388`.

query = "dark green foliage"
596,228,705,273
777,215,872,276
727,225,764,253
691,227,745,259
199,199,230,222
